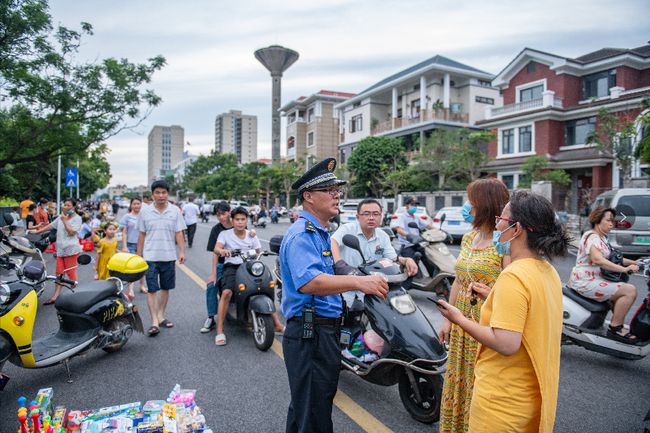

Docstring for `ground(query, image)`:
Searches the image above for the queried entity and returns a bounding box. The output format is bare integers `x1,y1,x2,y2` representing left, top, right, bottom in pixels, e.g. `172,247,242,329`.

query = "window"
502,129,514,154
353,102,361,108
478,79,492,87
307,132,314,147
519,126,532,152
451,196,463,207
350,114,363,133
501,175,514,189
307,108,314,122
565,117,596,146
397,108,402,118
520,84,543,102
411,99,420,118
340,149,346,164
527,62,536,74
583,69,616,99
475,96,494,105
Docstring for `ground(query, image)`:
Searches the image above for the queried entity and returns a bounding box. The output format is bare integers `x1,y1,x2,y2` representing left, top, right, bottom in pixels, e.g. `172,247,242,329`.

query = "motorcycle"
336,234,447,423
220,249,278,351
562,257,650,360
252,216,268,229
404,219,456,299
0,231,145,385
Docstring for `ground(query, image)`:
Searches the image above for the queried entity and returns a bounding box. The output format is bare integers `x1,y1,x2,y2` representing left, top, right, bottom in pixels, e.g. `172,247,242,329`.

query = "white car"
339,201,360,224
433,206,473,241
389,206,432,229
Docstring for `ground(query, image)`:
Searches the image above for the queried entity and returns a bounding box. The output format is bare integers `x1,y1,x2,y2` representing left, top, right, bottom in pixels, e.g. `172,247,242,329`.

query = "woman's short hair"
588,207,617,229
509,190,570,259
467,178,510,232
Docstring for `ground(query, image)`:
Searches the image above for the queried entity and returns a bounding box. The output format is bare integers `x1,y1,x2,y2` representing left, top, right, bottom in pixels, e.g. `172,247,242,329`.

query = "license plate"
634,236,650,245
447,221,460,226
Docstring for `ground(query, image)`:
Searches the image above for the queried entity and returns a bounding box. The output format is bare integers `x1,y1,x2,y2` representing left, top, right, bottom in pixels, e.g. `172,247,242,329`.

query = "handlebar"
58,276,77,286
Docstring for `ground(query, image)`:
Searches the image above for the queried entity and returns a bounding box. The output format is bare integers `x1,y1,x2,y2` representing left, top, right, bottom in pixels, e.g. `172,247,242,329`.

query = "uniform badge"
323,250,331,256
327,160,336,172
305,221,316,232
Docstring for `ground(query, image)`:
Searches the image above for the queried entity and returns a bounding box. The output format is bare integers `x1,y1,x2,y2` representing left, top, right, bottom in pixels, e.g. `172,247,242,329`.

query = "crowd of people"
13,155,645,433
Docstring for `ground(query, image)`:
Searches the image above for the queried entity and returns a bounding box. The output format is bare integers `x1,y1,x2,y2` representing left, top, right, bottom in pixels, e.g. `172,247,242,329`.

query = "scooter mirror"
440,213,446,224
342,234,366,263
77,254,92,265
2,213,15,227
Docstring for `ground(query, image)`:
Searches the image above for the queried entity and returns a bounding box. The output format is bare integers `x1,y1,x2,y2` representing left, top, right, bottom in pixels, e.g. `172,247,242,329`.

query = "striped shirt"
138,202,186,262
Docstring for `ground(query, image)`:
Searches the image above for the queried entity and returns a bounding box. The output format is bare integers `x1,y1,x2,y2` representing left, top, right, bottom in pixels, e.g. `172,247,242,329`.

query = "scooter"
221,249,277,351
562,257,650,360
404,219,456,299
252,216,267,229
0,246,145,385
337,234,447,424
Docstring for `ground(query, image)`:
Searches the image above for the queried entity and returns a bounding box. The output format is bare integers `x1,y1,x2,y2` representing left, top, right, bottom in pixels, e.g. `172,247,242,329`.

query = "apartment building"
336,55,502,163
280,90,354,168
478,44,650,211
214,110,258,164
147,125,185,184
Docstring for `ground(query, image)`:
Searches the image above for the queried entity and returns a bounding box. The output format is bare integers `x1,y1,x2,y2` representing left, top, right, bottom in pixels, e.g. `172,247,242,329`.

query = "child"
95,221,120,284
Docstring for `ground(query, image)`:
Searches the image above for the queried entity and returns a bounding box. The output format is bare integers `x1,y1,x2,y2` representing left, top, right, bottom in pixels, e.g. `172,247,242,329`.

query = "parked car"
389,206,432,229
584,188,650,256
339,201,361,224
433,207,473,242
229,200,249,211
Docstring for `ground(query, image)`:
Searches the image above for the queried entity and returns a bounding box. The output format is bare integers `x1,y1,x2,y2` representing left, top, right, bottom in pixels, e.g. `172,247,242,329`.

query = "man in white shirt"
182,196,200,248
395,197,433,259
137,180,187,337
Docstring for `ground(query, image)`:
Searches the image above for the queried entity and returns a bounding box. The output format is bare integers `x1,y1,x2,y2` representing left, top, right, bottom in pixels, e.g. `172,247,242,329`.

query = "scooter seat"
55,280,119,314
562,285,609,313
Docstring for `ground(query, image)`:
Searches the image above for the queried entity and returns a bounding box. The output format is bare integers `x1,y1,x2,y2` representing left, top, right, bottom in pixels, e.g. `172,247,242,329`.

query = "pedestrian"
438,178,510,433
111,199,119,216
182,196,200,248
34,198,50,225
202,201,232,333
438,190,570,433
137,180,186,337
28,198,83,305
19,195,33,223
25,204,40,230
95,221,119,281
120,197,146,298
280,158,388,433
78,214,92,240
142,193,153,208
394,197,433,259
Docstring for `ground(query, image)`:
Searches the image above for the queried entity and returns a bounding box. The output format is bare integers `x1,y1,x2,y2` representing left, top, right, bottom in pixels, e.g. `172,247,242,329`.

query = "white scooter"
562,257,650,360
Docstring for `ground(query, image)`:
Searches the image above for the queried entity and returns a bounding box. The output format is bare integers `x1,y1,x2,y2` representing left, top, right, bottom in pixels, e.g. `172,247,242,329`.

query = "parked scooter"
0,250,145,386
252,216,268,229
562,257,650,360
404,219,456,299
337,234,447,423
220,249,278,351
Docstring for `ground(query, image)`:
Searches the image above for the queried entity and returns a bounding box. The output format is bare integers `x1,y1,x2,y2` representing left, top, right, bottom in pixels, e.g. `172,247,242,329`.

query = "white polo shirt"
138,202,186,262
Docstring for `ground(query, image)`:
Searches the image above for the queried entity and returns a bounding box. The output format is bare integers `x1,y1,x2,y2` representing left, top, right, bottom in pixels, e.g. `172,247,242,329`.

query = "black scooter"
222,249,278,351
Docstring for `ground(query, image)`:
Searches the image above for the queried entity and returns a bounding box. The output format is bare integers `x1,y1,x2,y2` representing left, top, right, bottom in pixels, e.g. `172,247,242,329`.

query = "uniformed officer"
280,158,389,433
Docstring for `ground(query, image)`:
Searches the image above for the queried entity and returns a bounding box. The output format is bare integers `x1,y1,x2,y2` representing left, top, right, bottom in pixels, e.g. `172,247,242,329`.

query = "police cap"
291,158,347,194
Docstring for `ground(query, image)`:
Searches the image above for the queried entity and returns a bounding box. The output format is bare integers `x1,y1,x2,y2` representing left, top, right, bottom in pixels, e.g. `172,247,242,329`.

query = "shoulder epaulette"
305,221,316,232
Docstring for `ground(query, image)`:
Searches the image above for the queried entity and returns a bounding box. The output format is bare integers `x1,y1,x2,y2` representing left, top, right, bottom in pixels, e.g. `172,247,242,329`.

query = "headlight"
251,261,265,277
436,244,450,254
389,293,416,314
0,284,10,305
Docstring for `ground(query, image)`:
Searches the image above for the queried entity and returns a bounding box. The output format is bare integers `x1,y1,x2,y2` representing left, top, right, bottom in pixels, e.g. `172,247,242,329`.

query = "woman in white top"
569,207,640,343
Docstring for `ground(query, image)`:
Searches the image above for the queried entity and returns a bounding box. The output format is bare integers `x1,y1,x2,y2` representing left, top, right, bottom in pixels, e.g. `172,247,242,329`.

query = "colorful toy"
17,407,29,433
30,408,41,433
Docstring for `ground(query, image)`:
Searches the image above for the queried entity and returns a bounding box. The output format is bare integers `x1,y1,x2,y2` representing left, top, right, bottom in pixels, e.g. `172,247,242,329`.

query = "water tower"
254,45,299,164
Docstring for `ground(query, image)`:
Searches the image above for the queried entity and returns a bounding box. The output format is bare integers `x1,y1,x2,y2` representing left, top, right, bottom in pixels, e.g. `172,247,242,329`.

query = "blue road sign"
65,168,77,188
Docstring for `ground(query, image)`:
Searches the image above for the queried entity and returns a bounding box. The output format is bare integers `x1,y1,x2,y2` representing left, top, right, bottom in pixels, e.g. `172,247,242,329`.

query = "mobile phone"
428,296,446,309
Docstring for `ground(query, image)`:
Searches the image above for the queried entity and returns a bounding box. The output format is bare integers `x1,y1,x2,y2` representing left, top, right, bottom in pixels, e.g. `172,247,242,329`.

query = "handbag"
600,239,629,283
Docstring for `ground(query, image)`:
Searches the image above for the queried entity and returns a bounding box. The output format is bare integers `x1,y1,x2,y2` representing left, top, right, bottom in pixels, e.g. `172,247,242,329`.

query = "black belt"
289,315,342,326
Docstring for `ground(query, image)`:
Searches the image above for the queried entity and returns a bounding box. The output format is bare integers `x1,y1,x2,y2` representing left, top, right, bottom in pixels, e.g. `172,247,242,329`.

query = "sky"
48,0,650,187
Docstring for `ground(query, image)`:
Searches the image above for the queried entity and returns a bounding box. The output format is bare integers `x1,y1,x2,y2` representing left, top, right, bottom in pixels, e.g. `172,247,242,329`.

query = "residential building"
335,55,501,163
281,90,355,168
478,44,650,212
172,151,199,184
107,184,128,199
148,125,185,184
214,110,258,164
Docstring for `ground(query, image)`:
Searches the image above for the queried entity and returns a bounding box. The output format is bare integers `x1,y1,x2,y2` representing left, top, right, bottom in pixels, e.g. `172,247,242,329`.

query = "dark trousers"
186,223,197,247
283,319,341,433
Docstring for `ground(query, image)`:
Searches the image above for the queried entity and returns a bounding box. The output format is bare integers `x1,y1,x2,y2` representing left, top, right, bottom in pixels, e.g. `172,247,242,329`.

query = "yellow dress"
440,231,503,433
469,258,562,433
96,237,118,280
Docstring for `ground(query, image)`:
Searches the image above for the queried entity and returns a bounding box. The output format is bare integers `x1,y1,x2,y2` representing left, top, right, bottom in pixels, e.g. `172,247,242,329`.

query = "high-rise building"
214,110,258,164
148,125,184,184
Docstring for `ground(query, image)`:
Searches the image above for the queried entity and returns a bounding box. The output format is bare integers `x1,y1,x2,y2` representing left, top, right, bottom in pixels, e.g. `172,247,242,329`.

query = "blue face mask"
408,207,417,215
492,223,516,255
461,201,474,223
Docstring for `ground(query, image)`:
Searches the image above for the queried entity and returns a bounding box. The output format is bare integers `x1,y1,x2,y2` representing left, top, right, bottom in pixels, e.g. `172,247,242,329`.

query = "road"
1,217,649,432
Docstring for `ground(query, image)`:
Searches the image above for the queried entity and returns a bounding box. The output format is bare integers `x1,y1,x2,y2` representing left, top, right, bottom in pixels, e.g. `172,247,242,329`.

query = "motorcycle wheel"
252,312,274,351
398,371,442,424
101,317,134,353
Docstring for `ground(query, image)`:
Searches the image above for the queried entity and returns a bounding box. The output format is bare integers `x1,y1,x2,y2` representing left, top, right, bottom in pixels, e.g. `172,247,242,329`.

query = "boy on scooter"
213,207,283,345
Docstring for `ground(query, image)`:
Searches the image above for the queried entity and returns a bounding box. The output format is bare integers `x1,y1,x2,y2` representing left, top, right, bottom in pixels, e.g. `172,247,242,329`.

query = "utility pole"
76,159,80,200
56,154,61,214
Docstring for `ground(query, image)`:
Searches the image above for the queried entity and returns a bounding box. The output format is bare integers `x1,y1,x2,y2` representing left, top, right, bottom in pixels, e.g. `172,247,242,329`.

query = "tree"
517,155,571,188
634,97,650,167
0,0,165,169
276,160,303,208
347,136,407,197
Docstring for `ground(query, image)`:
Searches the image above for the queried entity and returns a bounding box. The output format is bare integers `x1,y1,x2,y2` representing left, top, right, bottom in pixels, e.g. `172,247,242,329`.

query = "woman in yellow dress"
439,190,570,433
439,178,509,433
95,222,119,281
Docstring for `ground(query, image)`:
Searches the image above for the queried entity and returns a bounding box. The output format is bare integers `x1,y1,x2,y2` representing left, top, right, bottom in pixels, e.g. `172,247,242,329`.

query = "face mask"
408,207,417,215
461,201,474,223
492,223,517,256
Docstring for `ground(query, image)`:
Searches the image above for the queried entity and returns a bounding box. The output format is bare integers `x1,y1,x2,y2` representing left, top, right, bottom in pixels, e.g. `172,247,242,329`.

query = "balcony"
287,147,296,158
370,108,469,135
486,91,563,119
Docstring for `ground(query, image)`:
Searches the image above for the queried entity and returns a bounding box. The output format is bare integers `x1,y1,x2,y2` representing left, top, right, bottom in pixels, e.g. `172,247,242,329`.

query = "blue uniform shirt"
280,210,342,319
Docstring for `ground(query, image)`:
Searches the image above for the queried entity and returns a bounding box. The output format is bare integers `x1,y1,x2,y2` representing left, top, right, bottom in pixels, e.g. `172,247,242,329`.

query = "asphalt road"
1,217,649,432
